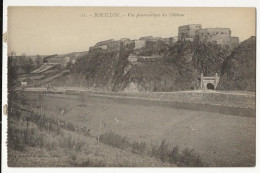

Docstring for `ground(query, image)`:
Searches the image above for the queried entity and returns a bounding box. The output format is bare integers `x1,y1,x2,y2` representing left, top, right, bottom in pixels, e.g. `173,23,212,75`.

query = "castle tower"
178,24,202,41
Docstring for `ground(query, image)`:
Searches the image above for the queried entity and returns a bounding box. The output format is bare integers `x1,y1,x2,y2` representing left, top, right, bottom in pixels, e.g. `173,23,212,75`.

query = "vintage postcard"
5,6,256,167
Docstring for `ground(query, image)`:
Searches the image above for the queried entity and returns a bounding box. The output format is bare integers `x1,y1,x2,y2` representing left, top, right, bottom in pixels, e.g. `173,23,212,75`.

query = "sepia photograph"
5,6,256,167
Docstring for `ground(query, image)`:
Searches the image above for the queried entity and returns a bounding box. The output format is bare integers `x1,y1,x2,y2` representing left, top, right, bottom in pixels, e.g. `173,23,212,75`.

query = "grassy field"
8,91,255,167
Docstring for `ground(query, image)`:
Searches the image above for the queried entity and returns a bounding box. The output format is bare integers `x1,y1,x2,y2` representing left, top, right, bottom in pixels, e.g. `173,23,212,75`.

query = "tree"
35,55,42,68
19,53,27,66
23,58,34,73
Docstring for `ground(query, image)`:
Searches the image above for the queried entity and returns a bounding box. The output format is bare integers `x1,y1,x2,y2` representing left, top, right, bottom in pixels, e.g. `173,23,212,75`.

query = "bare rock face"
218,36,256,91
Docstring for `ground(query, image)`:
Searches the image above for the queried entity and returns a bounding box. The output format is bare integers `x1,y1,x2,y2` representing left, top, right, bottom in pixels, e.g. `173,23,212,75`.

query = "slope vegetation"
54,38,255,92
218,36,256,91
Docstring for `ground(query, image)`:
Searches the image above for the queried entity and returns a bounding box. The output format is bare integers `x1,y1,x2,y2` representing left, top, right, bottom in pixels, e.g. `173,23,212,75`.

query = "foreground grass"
8,91,206,167
8,92,171,166
99,131,206,167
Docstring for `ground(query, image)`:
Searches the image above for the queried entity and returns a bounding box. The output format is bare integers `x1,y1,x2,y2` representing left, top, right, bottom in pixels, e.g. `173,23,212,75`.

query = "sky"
8,7,255,55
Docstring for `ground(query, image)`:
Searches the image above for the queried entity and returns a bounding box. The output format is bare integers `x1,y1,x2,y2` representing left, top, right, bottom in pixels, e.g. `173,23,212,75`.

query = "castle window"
221,32,224,34
216,32,218,34
207,33,209,35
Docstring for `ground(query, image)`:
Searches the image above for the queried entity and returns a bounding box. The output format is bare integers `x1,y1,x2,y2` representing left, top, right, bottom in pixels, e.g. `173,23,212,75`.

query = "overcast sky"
8,7,255,55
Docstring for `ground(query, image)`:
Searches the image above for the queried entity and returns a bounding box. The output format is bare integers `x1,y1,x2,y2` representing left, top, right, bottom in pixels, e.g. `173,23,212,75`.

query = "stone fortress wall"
89,24,240,52
196,28,231,45
178,24,202,41
178,24,239,49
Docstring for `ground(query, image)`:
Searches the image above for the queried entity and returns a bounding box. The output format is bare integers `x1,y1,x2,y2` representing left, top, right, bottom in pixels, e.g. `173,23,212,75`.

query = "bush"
178,148,205,167
99,132,148,155
153,140,170,162
99,131,130,149
99,132,205,166
150,140,206,167
168,146,181,164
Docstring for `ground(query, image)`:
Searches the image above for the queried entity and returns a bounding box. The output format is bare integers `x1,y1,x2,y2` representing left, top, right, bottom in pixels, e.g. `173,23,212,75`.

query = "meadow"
8,91,255,167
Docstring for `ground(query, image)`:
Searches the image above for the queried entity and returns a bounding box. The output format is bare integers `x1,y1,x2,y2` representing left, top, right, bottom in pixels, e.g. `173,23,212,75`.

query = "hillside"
52,38,255,92
124,41,231,92
52,46,132,90
53,40,233,91
218,36,256,91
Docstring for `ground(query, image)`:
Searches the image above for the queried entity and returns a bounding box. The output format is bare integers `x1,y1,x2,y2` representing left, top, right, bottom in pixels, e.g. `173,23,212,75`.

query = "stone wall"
178,24,202,40
196,28,231,45
177,24,240,49
107,40,121,51
134,40,147,50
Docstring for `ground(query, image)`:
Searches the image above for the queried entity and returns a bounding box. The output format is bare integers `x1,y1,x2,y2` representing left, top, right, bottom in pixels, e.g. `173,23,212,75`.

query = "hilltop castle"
89,36,179,52
178,24,239,50
89,24,239,52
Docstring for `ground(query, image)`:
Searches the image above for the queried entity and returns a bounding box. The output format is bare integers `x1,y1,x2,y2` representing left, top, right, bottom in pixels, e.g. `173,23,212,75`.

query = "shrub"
168,146,181,164
99,132,205,166
154,140,170,162
150,140,206,167
99,131,130,149
99,132,148,155
178,148,205,167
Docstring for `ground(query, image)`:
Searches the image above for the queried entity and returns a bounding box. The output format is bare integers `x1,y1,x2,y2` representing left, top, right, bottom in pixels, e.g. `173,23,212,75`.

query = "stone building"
178,24,202,41
178,24,240,49
98,44,108,50
120,38,134,47
134,39,147,50
195,28,231,45
89,39,115,51
161,37,178,45
90,38,135,52
134,36,178,50
139,36,154,40
107,40,121,51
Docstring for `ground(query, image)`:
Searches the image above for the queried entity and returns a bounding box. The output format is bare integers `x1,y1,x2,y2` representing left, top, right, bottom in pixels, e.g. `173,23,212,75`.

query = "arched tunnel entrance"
206,83,215,90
